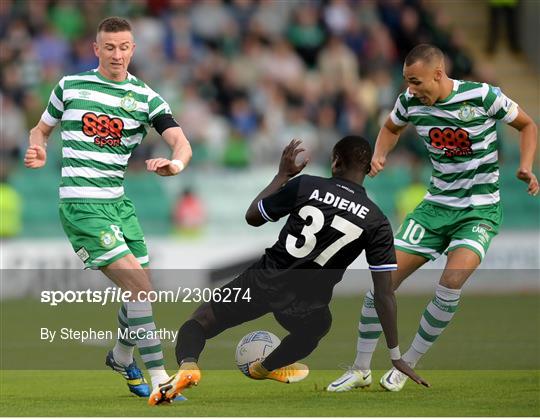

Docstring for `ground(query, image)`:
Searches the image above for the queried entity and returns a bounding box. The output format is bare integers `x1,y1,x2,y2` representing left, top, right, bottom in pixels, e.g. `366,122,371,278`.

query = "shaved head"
405,44,444,68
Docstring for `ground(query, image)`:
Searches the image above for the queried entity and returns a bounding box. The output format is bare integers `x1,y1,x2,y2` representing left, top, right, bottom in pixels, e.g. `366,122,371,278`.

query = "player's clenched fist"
24,145,47,169
368,155,386,177
516,168,539,196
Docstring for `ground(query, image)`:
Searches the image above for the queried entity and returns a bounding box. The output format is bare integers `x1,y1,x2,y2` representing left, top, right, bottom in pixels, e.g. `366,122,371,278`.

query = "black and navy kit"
212,174,397,324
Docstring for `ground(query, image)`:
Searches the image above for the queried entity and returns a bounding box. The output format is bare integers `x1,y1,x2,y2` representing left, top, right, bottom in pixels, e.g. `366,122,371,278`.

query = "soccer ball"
235,330,281,377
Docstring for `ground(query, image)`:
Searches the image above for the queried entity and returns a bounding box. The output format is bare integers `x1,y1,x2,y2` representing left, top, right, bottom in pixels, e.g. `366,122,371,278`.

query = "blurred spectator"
353,77,379,117
131,15,166,79
323,0,353,36
49,0,86,41
1,95,26,161
318,35,359,92
262,37,305,89
287,4,325,68
5,18,32,53
316,103,340,164
0,0,14,39
21,91,43,131
251,117,278,165
363,24,398,75
303,74,325,124
249,0,292,41
190,0,233,48
251,78,287,142
377,0,403,37
68,37,99,74
178,83,213,142
230,0,257,36
213,63,245,115
219,16,242,58
230,96,258,137
337,88,369,136
445,28,474,79
228,35,266,90
342,16,368,59
372,68,397,110
164,11,198,62
486,0,521,55
32,24,70,68
173,188,206,237
154,63,185,111
2,64,25,104
223,129,250,168
393,6,431,63
26,1,49,34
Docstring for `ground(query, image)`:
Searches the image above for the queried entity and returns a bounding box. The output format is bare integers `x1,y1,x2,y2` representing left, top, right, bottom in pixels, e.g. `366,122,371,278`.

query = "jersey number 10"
286,205,364,266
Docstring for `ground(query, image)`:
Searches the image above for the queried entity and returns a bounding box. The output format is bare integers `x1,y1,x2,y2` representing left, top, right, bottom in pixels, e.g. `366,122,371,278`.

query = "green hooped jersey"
390,79,519,209
41,69,172,202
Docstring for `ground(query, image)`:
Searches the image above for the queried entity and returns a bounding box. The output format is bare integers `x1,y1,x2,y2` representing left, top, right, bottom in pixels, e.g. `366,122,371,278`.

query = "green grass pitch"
1,294,539,416
1,370,538,416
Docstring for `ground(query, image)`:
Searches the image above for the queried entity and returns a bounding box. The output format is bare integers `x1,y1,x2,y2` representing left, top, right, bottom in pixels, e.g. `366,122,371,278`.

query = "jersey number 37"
286,205,364,266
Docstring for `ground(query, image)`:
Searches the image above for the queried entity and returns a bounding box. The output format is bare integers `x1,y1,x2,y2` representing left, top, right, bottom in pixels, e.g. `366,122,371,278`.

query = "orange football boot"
248,361,309,383
148,362,201,406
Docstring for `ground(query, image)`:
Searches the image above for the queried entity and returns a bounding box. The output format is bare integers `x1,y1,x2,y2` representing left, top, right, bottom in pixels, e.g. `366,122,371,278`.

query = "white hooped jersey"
41,68,173,202
390,79,519,209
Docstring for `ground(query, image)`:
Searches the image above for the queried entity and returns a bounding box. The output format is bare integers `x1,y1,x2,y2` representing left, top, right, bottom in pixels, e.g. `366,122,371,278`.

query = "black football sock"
175,319,206,365
261,334,318,371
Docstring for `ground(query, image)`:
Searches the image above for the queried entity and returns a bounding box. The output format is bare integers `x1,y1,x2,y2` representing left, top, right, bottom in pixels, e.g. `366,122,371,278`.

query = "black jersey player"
149,136,429,405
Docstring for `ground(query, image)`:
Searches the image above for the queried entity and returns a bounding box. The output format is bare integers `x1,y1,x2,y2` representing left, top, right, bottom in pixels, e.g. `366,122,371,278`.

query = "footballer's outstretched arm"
508,108,539,196
246,139,308,226
369,117,406,177
25,120,54,169
372,271,430,387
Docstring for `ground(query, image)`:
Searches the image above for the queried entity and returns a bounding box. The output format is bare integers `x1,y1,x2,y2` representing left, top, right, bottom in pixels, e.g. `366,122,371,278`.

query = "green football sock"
403,284,461,367
354,290,382,371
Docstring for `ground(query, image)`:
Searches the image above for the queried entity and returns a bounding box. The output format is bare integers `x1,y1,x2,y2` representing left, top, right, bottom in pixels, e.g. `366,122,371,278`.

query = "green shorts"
59,198,149,269
394,200,502,261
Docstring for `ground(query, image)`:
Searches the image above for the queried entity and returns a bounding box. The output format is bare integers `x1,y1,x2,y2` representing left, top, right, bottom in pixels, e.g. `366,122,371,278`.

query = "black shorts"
210,270,332,338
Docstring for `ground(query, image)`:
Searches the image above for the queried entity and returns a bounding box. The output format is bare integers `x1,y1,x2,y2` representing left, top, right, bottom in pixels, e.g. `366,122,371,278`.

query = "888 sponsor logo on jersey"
82,112,124,148
429,127,472,157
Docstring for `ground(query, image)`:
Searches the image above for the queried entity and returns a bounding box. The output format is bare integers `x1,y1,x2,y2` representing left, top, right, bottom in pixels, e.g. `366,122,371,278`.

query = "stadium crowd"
1,0,481,172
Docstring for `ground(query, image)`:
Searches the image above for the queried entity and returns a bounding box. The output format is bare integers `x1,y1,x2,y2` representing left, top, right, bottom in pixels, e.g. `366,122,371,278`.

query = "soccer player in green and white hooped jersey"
327,44,538,393
24,17,192,398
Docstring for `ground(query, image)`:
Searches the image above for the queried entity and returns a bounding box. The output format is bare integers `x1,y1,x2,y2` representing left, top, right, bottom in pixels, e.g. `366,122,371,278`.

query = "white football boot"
326,368,372,392
379,367,408,392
